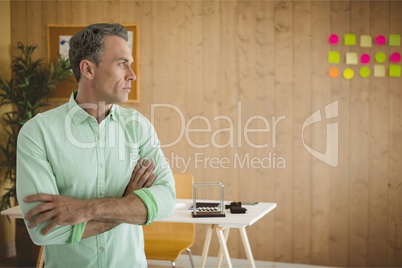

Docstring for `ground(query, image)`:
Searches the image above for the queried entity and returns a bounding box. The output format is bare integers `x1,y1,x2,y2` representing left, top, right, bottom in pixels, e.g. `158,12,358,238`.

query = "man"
16,23,176,267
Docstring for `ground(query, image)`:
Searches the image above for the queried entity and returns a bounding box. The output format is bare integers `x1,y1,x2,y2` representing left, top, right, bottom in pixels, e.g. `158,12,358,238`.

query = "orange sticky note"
329,67,339,78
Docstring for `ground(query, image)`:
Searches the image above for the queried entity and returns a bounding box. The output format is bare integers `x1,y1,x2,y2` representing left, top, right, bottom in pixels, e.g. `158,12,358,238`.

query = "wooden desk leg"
239,227,256,268
216,227,230,267
215,226,232,268
200,224,214,268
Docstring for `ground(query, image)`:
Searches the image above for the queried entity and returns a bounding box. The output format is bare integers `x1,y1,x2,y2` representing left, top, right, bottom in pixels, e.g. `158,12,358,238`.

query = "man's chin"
116,95,129,104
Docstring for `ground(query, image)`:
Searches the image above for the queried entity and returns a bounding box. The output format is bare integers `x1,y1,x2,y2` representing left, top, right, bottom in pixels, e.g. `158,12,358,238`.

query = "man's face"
92,35,136,105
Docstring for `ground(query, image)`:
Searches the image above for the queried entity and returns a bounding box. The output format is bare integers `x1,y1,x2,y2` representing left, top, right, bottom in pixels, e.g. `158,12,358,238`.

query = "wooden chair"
36,246,44,268
143,173,195,268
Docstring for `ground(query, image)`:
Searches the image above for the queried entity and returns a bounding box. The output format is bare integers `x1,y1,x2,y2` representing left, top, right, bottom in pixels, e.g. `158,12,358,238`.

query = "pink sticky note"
360,54,370,64
375,35,386,45
329,34,339,45
390,52,401,63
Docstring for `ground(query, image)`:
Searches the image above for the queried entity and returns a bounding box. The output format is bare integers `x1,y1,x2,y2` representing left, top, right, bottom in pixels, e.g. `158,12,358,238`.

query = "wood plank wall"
9,0,402,266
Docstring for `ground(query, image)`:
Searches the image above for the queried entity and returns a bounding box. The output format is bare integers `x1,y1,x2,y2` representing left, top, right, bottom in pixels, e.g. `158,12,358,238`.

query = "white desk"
0,205,21,218
1,199,277,268
169,199,277,268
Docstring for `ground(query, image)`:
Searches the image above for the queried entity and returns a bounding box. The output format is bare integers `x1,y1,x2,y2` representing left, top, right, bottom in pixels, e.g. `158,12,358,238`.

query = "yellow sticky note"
344,34,356,46
360,35,372,47
389,64,401,77
328,51,340,63
374,65,385,77
346,52,358,65
343,68,354,80
389,34,401,46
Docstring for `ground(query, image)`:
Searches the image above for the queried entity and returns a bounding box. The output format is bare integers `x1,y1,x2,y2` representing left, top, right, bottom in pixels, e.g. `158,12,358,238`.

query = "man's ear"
80,60,95,80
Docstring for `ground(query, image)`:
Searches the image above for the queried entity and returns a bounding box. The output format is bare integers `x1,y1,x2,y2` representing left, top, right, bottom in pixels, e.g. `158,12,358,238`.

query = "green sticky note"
374,65,385,77
360,35,372,47
389,34,401,46
375,52,386,63
328,51,340,63
360,66,370,78
344,34,356,46
346,52,358,64
389,64,401,77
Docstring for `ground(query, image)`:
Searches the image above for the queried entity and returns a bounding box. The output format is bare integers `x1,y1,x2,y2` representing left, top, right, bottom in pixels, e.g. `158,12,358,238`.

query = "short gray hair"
69,23,128,82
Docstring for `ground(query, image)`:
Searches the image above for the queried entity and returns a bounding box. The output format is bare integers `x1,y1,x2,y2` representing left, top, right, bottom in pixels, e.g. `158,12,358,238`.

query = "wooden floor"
0,255,335,268
148,254,335,268
0,257,23,268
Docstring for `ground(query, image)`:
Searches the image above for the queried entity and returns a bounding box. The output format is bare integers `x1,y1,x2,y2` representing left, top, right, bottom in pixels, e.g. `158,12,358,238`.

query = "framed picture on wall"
47,24,140,102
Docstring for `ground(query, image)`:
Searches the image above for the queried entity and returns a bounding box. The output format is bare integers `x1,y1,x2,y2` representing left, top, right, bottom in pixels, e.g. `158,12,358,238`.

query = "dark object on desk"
225,202,247,214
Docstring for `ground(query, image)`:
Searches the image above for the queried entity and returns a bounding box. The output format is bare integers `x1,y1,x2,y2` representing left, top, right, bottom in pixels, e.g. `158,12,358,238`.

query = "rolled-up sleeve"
16,120,73,245
133,115,176,221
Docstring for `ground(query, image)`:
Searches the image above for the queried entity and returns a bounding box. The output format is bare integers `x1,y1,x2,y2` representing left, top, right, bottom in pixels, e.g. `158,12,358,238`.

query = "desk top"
0,205,21,219
1,199,276,228
163,199,276,228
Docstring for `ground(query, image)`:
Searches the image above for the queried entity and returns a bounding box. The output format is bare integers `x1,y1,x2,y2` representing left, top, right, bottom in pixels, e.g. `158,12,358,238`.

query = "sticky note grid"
328,33,401,79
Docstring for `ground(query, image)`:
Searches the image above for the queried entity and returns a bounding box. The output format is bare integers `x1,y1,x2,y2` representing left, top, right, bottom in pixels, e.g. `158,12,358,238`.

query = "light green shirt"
16,92,176,268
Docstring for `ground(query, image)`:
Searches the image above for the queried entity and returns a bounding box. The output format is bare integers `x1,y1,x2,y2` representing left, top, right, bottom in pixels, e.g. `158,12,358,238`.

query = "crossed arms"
22,159,160,242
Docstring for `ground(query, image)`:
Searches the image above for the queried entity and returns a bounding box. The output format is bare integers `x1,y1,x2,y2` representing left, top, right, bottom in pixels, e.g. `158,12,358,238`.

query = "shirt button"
99,247,104,252
97,134,101,140
99,163,104,168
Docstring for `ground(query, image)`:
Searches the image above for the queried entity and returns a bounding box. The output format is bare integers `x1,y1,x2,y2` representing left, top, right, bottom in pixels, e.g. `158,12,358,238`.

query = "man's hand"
123,158,156,196
23,194,91,235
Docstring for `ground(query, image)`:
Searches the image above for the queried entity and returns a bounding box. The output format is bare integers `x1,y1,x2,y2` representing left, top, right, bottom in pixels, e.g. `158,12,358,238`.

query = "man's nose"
127,67,136,81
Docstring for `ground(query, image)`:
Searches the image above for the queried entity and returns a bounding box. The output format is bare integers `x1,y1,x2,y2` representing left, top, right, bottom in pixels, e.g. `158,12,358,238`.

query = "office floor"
0,257,19,268
148,254,336,268
0,255,335,268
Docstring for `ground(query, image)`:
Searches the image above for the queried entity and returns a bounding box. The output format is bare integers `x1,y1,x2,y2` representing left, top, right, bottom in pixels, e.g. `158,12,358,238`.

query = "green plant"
0,42,72,211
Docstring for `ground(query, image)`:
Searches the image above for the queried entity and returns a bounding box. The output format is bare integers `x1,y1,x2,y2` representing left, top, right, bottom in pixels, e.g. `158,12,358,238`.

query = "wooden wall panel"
292,0,312,264
369,2,390,266
237,1,257,260
388,2,402,265
56,0,72,25
42,1,57,59
8,1,402,267
311,1,331,265
10,0,27,57
254,0,276,262
26,1,43,57
273,0,293,263
350,1,370,266
71,1,87,25
329,1,350,266
182,1,206,256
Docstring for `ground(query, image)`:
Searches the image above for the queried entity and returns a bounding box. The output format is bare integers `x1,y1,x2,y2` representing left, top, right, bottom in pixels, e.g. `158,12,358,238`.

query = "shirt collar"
67,91,118,125
109,105,118,122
